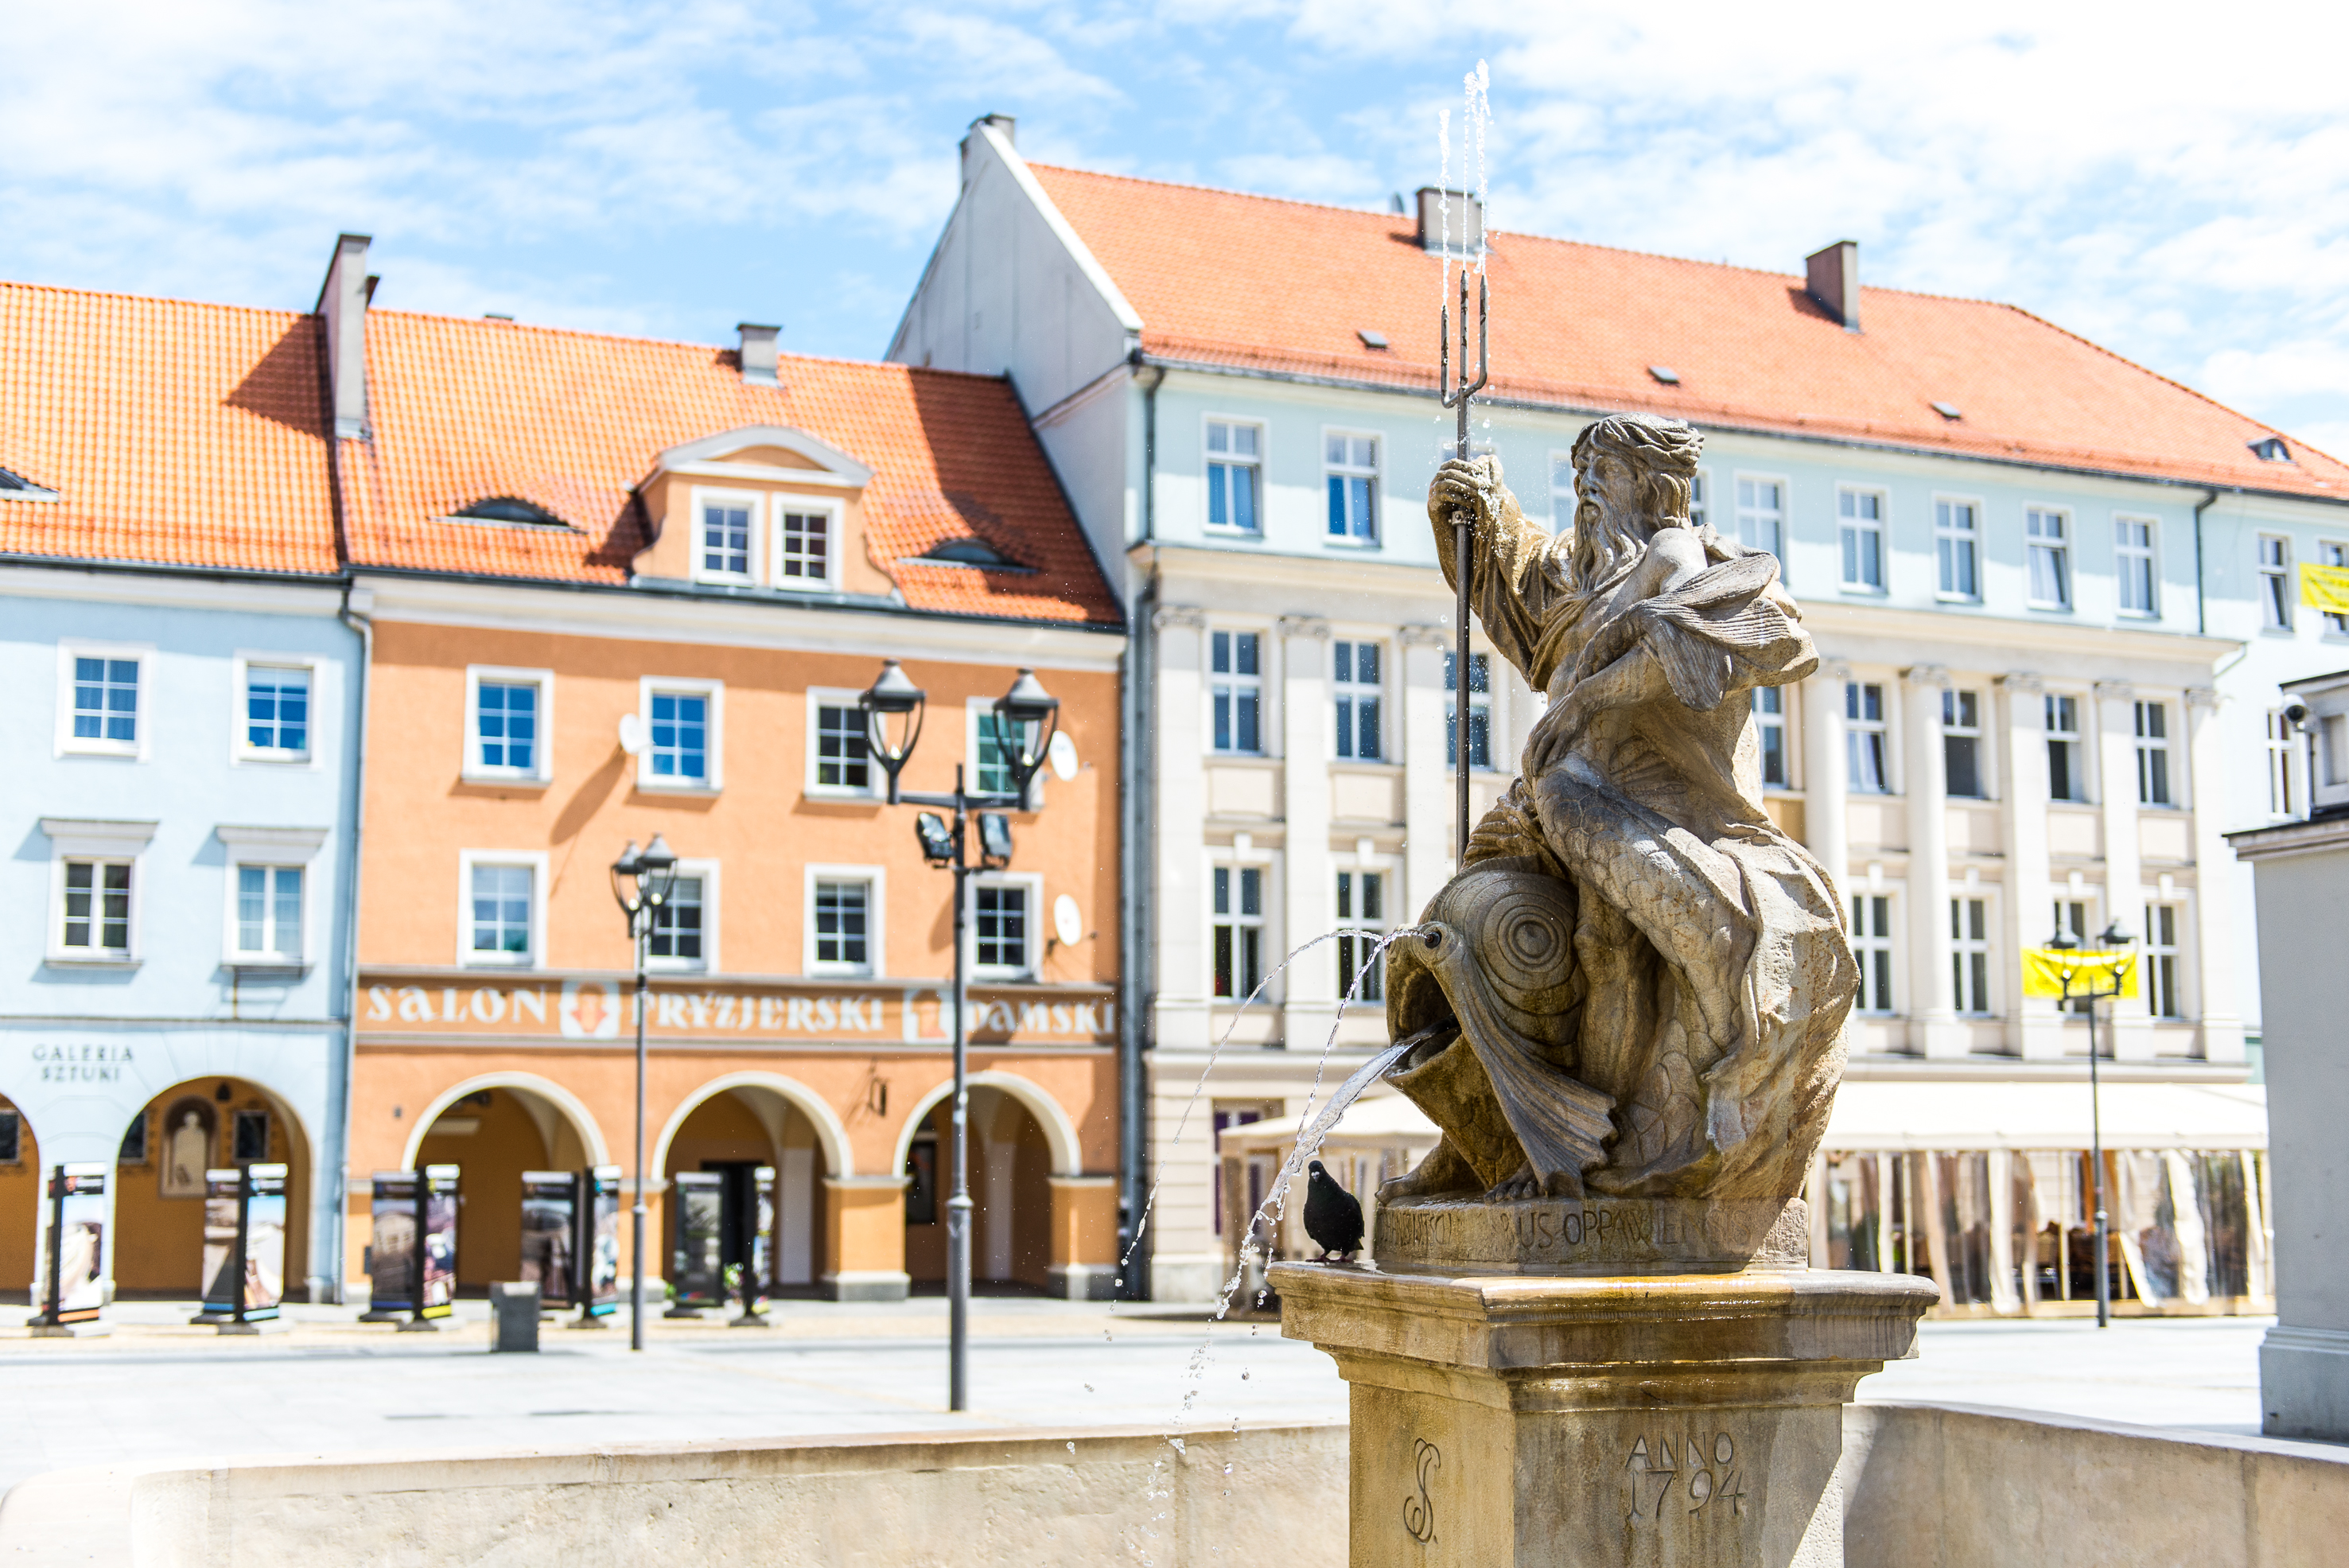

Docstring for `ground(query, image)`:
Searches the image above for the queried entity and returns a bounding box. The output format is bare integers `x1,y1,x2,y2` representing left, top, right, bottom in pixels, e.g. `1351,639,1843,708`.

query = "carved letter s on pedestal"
1402,1438,1440,1545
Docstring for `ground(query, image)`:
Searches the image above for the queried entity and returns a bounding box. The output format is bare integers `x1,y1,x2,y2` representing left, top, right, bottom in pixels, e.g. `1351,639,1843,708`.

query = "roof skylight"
0,465,60,500
1647,365,1680,385
453,496,566,527
1931,401,1963,421
1358,329,1390,350
914,538,1027,570
2250,436,2293,463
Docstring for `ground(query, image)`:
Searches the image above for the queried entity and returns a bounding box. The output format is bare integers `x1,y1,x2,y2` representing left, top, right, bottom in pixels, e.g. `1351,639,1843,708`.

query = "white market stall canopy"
1215,1093,1441,1158
1824,1080,2267,1153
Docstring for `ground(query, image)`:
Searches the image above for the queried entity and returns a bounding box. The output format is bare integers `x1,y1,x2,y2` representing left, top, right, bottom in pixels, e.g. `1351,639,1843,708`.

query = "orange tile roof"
1030,165,2349,503
342,312,1120,624
0,282,339,574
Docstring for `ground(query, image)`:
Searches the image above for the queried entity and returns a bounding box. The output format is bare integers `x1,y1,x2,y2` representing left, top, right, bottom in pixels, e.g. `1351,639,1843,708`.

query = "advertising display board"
519,1171,578,1307
365,1171,419,1317
200,1163,290,1323
745,1165,776,1315
581,1165,622,1317
670,1172,725,1312
39,1164,108,1326
419,1164,460,1320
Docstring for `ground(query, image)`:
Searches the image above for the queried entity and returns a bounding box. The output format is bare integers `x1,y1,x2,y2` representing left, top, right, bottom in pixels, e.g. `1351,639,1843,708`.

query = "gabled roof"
0,282,339,574
339,311,1119,624
1029,164,2349,503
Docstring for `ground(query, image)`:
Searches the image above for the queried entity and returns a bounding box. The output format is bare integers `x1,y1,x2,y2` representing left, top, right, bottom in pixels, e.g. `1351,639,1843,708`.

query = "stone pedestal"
1270,1263,1937,1567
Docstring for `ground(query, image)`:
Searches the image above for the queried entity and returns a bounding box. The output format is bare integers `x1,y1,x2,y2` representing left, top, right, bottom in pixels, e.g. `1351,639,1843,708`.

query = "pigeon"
1304,1160,1365,1261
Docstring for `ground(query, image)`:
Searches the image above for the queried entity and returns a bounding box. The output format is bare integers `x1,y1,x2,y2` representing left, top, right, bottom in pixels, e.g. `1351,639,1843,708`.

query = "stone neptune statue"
1380,413,1856,1222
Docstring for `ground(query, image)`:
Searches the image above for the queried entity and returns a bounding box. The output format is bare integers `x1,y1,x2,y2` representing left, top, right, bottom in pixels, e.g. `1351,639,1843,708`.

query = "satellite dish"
617,713,647,756
1048,730,1079,781
1053,894,1084,948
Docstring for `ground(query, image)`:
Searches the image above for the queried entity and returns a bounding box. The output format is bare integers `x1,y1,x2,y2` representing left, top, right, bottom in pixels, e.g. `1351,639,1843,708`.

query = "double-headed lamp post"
2042,920,2135,1330
610,834,680,1353
859,660,1059,1412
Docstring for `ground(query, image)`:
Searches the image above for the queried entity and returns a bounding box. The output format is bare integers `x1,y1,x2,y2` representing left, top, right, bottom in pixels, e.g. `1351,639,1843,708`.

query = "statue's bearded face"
1573,451,1650,548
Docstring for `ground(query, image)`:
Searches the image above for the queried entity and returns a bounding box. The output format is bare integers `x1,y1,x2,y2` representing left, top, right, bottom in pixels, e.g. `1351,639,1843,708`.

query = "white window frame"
1753,686,1791,790
690,486,761,586
2024,505,2073,610
41,818,155,966
1687,469,1710,531
1204,417,1265,535
1210,858,1271,1001
2267,708,2301,819
1333,638,1384,761
231,653,321,765
636,675,724,793
1210,629,1266,757
1336,863,1391,1002
648,858,721,974
1322,429,1382,547
969,871,1042,980
1838,486,1887,593
2143,900,2186,1020
805,687,880,799
965,695,1040,807
2045,691,2090,803
1849,891,1897,1015
463,665,555,785
769,496,841,591
805,863,885,978
1550,450,1576,531
2321,540,2349,636
1733,473,1787,562
1942,687,1989,800
2256,534,2293,631
216,825,329,968
1934,496,1983,601
2134,698,2176,807
2114,515,2160,619
1447,648,1494,772
1950,892,1997,1017
1845,680,1892,794
456,850,549,969
56,640,152,760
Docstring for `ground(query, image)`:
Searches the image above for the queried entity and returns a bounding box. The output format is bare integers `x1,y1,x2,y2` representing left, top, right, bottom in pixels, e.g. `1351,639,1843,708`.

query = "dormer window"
776,506,835,587
2250,436,2293,463
0,466,60,501
912,538,1025,570
453,496,566,527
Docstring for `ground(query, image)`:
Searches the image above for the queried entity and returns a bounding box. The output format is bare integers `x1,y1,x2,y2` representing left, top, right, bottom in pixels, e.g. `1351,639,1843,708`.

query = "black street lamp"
2044,920,2134,1329
610,833,679,1353
860,660,1058,1410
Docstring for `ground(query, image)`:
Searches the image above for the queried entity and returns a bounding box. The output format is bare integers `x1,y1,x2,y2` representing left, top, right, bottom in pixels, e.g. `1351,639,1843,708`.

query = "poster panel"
584,1165,621,1316
243,1163,288,1320
368,1172,419,1313
49,1165,108,1323
749,1165,776,1309
419,1165,460,1319
519,1171,578,1306
200,1168,244,1316
671,1172,725,1309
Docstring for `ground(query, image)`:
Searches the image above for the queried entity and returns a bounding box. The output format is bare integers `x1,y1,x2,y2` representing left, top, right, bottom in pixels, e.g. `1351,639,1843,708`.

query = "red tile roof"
341,311,1120,624
0,282,339,573
1030,165,2349,503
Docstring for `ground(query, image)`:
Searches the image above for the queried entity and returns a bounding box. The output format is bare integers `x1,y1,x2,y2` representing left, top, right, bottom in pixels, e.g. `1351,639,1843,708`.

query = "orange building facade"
327,239,1127,1302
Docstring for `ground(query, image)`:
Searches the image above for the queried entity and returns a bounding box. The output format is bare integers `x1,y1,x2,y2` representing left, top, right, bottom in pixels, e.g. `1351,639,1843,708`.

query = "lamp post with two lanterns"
2040,920,2136,1330
858,660,1060,1412
609,834,680,1353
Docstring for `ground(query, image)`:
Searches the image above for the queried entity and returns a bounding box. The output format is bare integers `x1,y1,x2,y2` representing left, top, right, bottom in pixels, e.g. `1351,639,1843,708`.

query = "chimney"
316,233,372,438
1806,240,1861,333
973,113,1016,147
1415,187,1484,257
737,323,780,386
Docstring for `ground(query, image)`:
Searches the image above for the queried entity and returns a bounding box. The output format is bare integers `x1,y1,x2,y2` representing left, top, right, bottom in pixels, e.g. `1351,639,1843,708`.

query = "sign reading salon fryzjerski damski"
358,974,1118,1046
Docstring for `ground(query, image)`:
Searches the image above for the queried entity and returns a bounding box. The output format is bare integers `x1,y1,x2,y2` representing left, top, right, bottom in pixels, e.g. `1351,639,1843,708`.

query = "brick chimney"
737,323,780,386
1806,240,1861,333
316,233,374,438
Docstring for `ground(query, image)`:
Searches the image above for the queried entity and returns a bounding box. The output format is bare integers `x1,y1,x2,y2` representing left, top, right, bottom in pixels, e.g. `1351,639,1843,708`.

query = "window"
1935,500,1980,598
1950,897,1991,1015
1335,641,1383,761
2046,695,2086,802
776,509,830,585
699,497,754,581
1325,434,1379,543
974,881,1031,974
467,667,550,782
1336,870,1386,1002
812,879,871,971
1753,687,1787,788
637,679,723,790
2134,701,2172,806
63,650,141,754
1210,1106,1267,1234
232,1109,270,1163
2144,903,2183,1019
1211,632,1262,754
1688,471,1709,530
2116,517,2159,616
649,876,705,966
1207,422,1262,533
2268,710,2300,817
467,862,536,965
60,860,132,955
2257,535,2292,630
1550,452,1574,530
811,701,871,793
2026,508,2071,609
974,709,1019,797
1446,650,1491,771
0,1108,18,1164
232,865,303,962
1735,477,1784,560
2324,542,2349,634
2053,900,2094,1015
1839,489,1884,590
241,665,310,757
1942,690,1984,799
1846,682,1888,793
1212,866,1264,999
1850,894,1893,1014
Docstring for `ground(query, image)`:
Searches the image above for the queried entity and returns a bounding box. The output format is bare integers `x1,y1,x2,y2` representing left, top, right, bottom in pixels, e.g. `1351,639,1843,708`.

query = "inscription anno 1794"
1625,1430,1750,1527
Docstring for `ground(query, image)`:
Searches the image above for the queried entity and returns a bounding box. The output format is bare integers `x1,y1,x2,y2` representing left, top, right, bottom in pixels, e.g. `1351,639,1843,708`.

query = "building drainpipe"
1118,353,1163,1301
2193,488,2222,637
332,583,373,1306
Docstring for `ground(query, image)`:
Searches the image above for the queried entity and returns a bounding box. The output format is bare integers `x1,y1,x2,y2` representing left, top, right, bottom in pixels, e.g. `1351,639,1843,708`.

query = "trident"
1440,263,1490,862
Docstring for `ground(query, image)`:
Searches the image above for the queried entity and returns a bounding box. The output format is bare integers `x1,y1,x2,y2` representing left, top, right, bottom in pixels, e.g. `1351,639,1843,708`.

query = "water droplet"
1067,1441,1076,1454
1223,1463,1233,1476
1083,1383,1093,1393
1241,1370,1250,1379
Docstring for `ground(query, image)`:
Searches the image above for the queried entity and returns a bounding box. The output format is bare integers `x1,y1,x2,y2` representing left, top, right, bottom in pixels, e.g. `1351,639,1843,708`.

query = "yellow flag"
2020,947,2137,1000
2301,562,2349,617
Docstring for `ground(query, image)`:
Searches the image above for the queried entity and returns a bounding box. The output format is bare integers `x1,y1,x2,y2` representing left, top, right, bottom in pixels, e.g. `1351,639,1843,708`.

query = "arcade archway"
0,1093,40,1301
656,1080,843,1298
114,1077,312,1300
410,1080,603,1294
902,1086,1053,1294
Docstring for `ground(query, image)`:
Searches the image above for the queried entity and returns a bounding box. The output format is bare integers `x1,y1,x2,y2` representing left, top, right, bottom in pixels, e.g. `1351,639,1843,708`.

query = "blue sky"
8,1,2347,453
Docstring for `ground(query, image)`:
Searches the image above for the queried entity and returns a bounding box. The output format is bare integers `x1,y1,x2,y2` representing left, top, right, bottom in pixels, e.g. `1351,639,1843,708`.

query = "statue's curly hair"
1565,414,1705,589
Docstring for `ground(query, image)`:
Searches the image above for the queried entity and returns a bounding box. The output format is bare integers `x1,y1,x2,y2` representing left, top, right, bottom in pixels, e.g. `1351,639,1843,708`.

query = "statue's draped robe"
1406,495,1855,1200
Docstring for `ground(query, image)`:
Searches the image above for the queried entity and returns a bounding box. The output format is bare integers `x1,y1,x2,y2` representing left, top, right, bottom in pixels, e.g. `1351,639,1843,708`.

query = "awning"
1216,1092,1441,1157
1822,1080,2267,1153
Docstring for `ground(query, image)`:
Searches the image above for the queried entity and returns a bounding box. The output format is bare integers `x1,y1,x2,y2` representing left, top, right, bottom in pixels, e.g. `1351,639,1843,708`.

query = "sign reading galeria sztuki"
358,974,1119,1047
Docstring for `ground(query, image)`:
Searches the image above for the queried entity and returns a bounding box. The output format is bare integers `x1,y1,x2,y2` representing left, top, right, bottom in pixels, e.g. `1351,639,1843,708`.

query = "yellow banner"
2301,562,2349,617
2020,947,2137,1000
